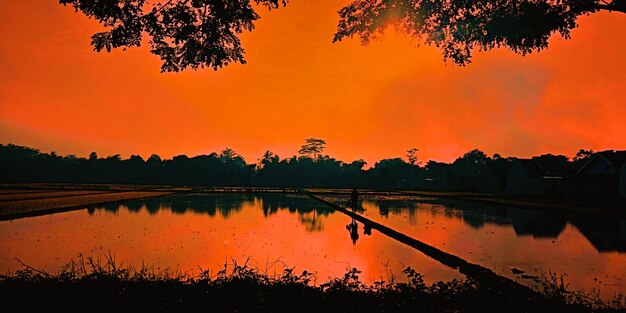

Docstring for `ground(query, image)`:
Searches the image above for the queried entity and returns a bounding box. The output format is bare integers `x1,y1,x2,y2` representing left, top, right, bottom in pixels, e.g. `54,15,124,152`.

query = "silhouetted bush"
1,255,621,313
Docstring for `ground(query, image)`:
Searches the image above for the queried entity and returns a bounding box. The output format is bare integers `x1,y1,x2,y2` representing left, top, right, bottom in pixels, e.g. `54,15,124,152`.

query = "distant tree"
220,148,239,160
89,152,98,160
262,150,278,162
106,154,122,161
406,147,422,166
146,154,163,182
368,158,417,188
573,149,594,162
147,154,163,164
347,159,367,170
570,149,595,173
128,155,145,164
493,153,502,160
536,153,568,164
456,149,490,166
64,154,78,161
298,138,326,160
449,149,490,190
257,150,279,169
334,0,626,65
3,142,613,191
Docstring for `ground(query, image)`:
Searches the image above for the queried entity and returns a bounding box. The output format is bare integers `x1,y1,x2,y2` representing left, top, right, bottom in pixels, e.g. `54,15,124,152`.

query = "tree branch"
589,3,626,13
154,0,175,13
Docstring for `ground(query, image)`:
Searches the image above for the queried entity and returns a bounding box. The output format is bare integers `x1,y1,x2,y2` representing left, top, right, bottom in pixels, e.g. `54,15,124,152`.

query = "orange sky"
0,0,625,165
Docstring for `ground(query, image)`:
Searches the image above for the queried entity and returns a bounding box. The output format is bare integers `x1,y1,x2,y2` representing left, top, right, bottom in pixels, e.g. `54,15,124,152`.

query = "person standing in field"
350,188,359,210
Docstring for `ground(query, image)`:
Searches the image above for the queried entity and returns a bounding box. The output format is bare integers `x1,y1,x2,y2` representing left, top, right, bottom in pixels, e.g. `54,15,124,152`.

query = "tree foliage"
59,0,625,71
333,0,626,65
59,0,286,72
406,147,420,165
298,138,327,160
573,149,594,162
0,143,611,194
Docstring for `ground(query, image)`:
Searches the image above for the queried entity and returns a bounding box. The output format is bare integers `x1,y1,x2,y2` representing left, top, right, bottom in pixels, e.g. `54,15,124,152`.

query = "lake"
1,193,624,299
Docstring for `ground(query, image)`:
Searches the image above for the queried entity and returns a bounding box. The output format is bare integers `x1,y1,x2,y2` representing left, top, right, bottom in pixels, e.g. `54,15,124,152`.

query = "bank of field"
0,190,173,219
0,190,113,201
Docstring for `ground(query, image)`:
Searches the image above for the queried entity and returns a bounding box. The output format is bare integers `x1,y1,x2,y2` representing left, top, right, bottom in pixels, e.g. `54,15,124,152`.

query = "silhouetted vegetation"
1,255,623,312
59,0,287,72
334,0,626,65
1,142,624,200
58,0,625,71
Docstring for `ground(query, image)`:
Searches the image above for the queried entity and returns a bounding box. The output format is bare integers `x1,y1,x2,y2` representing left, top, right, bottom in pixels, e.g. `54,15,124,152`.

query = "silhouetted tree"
567,149,594,174
255,150,282,185
458,149,490,166
573,149,594,162
334,0,626,65
220,148,239,160
59,0,287,72
449,149,491,190
3,142,621,196
368,158,421,189
406,148,420,166
257,150,278,169
298,138,326,160
60,0,626,71
424,161,451,190
148,154,162,163
342,159,367,187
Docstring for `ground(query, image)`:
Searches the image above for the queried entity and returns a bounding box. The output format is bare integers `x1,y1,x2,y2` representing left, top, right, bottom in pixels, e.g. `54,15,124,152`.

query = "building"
506,156,566,196
507,159,544,195
479,161,511,193
574,150,626,199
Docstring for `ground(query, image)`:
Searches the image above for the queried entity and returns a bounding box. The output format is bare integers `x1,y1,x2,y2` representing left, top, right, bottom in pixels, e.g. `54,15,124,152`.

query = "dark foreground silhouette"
1,257,622,313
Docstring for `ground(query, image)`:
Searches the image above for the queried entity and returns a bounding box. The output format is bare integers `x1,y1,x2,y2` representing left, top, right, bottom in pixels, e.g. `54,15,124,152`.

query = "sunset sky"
1,0,624,165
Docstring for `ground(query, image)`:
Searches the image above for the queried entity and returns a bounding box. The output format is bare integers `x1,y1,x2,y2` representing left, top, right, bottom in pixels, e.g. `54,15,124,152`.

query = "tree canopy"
334,0,626,65
59,0,286,72
59,0,625,71
0,143,615,196
298,138,327,159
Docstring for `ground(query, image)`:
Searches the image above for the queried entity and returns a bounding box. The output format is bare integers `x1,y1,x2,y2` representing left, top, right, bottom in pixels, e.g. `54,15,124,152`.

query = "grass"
1,254,624,313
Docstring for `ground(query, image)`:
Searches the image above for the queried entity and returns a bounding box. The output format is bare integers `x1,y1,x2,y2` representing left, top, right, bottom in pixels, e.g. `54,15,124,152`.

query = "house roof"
514,159,545,178
532,155,567,176
598,150,626,168
576,150,626,175
484,161,513,183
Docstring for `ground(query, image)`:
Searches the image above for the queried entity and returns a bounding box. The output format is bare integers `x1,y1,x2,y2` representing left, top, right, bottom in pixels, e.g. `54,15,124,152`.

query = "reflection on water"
88,194,332,232
359,197,626,252
0,194,461,287
0,194,624,299
351,196,626,298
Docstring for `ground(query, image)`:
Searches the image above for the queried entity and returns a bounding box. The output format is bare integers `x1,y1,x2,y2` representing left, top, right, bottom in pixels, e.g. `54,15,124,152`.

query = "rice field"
0,190,173,218
0,190,111,202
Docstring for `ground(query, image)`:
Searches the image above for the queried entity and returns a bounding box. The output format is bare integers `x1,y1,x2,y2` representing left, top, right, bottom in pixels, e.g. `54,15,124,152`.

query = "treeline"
0,141,592,190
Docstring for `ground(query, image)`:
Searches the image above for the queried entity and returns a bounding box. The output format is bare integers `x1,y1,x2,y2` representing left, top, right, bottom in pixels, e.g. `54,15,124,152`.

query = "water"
0,193,624,299
352,196,626,298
